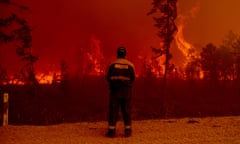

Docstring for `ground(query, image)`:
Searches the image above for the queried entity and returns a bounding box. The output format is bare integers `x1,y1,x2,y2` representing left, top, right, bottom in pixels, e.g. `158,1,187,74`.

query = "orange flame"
175,24,192,58
0,35,107,85
174,5,204,79
86,35,105,76
35,72,61,84
8,75,25,85
138,55,165,78
175,4,200,62
0,71,62,85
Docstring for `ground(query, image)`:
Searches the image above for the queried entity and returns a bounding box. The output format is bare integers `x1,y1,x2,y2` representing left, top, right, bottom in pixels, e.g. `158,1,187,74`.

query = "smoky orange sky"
1,0,240,74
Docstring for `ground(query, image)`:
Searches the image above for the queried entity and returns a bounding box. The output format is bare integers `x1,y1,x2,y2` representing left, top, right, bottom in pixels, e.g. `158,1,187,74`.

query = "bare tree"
222,31,240,81
232,41,240,81
148,0,178,86
0,2,37,84
185,56,201,81
200,43,220,81
60,59,69,82
200,43,234,81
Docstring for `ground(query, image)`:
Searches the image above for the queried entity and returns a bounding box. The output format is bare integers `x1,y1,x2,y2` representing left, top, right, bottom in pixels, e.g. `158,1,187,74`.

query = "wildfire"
138,55,165,78
175,3,200,60
0,3,208,83
174,5,204,79
0,35,107,85
35,72,61,84
7,75,25,85
0,71,62,85
85,35,105,76
175,24,193,58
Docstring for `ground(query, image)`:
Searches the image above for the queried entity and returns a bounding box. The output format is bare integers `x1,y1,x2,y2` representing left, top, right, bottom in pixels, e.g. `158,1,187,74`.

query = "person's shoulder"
110,58,134,67
109,59,119,65
123,59,134,68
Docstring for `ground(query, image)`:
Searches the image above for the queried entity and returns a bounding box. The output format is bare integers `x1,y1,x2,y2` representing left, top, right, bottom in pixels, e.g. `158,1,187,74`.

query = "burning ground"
0,116,240,144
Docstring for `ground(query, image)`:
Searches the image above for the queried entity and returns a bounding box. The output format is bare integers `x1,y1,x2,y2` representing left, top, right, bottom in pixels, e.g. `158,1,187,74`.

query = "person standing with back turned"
106,46,135,138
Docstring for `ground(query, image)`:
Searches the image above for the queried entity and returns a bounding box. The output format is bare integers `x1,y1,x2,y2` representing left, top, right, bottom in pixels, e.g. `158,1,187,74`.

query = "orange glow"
35,72,61,84
175,24,204,79
175,4,200,57
6,75,25,85
1,0,240,81
174,6,205,80
85,36,105,76
138,55,165,78
8,79,25,85
175,24,192,58
175,9,198,64
150,57,165,78
0,72,62,85
199,70,204,79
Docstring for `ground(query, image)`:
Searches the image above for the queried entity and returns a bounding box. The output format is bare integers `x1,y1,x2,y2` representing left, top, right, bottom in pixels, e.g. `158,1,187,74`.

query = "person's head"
117,46,126,58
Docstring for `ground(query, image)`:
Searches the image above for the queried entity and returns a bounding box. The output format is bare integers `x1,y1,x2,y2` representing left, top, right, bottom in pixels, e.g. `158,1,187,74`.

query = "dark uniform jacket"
107,58,135,89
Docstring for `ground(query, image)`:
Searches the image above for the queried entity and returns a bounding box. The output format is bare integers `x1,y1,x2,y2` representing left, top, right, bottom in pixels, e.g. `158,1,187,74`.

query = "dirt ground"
0,116,240,144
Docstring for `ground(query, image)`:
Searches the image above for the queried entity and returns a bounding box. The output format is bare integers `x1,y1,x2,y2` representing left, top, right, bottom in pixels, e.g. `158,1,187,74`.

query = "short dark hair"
117,46,126,58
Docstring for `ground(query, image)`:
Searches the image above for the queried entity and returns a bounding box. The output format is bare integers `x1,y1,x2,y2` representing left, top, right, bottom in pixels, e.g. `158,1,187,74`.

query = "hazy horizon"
1,0,240,74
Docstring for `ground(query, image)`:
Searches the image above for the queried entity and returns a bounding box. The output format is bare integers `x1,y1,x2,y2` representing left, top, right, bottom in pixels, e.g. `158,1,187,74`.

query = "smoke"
2,0,240,76
27,0,158,75
174,3,200,58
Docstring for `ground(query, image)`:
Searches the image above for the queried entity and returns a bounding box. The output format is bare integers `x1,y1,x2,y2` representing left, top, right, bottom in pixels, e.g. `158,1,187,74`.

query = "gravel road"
1,116,240,144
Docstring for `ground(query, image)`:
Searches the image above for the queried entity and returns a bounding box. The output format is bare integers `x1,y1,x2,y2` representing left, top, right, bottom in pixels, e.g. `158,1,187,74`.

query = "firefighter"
106,46,136,138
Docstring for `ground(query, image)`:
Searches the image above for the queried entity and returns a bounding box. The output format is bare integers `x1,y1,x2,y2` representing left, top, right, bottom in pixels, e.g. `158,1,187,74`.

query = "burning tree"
147,0,178,117
222,31,240,81
185,54,201,80
200,43,234,81
148,0,178,85
0,1,38,84
78,35,105,76
200,43,220,81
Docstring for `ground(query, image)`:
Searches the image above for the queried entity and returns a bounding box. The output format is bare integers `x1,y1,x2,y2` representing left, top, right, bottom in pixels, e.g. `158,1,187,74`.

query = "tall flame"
175,5,200,64
175,24,192,58
174,4,204,79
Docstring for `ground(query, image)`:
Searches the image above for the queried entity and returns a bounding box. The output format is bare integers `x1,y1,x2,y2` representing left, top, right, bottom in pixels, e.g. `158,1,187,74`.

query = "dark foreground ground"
0,116,240,144
0,76,240,125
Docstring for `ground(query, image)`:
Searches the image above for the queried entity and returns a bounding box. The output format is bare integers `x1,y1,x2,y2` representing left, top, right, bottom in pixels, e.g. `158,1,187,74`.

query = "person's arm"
106,64,113,82
130,65,136,82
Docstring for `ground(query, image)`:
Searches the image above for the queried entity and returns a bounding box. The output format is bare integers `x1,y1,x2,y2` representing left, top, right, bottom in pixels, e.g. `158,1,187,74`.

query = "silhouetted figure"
106,46,135,138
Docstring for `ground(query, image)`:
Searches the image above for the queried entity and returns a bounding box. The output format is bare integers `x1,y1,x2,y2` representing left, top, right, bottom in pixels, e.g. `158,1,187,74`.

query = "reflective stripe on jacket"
107,58,135,87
